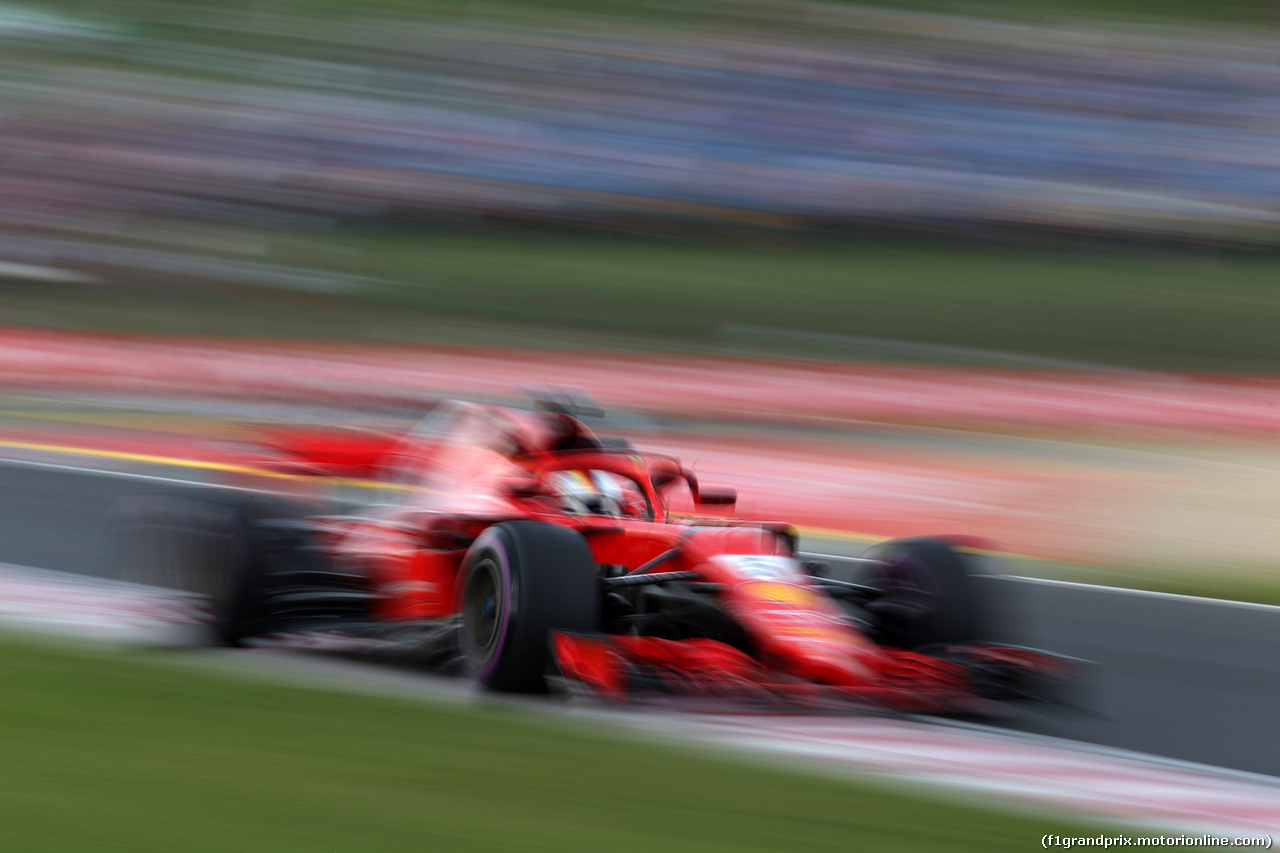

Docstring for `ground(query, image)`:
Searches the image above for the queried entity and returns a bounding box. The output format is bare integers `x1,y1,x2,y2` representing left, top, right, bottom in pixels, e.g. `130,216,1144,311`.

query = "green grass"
13,226,1280,371
831,0,1280,26
68,0,1280,28
19,0,1280,46
0,635,1113,852
272,226,1280,372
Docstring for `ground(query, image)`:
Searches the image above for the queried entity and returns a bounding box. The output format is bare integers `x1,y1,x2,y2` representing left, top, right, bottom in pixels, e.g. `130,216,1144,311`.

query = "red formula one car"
112,396,1072,713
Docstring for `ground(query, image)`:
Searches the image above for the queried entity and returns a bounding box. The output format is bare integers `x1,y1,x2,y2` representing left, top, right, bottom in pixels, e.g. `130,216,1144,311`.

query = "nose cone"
785,645,872,687
723,579,886,687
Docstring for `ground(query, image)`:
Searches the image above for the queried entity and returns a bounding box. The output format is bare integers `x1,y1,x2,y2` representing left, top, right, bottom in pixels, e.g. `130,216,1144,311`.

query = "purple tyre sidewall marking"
878,553,940,598
473,533,513,684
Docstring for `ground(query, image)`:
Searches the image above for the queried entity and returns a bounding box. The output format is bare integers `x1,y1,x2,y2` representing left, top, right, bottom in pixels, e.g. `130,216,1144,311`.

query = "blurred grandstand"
1,0,1279,282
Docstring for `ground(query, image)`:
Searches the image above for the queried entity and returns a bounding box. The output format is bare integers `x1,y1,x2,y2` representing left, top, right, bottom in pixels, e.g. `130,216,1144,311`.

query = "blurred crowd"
1,0,1279,247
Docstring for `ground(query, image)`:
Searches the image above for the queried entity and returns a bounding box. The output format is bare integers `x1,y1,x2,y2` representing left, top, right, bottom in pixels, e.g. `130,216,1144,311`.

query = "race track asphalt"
1,456,1277,779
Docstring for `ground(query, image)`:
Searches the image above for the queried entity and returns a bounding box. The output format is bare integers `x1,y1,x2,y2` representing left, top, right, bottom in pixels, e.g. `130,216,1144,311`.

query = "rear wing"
250,425,401,479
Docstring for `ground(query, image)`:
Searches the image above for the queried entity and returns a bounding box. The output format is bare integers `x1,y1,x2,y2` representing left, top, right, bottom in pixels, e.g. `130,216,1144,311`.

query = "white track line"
805,549,1280,614
987,574,1280,613
0,454,261,491
614,712,1280,834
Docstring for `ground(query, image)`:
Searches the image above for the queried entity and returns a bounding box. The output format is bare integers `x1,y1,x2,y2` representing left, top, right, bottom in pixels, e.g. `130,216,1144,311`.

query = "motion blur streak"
1,0,1279,252
3,326,1280,438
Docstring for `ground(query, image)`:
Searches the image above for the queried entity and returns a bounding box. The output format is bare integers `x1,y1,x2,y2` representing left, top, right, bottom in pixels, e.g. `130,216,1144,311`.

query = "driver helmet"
550,470,626,517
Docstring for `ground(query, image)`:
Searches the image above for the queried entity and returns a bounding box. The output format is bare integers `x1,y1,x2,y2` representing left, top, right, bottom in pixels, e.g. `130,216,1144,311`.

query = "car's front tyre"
458,521,601,693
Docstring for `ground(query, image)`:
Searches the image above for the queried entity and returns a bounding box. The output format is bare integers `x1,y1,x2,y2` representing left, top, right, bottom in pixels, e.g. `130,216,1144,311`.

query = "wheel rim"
879,554,940,600
463,558,503,662
866,553,941,647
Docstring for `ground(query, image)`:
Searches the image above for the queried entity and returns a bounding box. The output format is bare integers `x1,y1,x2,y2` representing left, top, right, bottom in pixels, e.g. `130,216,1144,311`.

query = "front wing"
551,632,1080,714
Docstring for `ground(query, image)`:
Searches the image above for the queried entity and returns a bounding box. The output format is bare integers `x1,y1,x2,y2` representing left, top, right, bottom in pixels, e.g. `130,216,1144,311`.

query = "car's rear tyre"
860,536,981,650
109,493,313,646
458,521,601,693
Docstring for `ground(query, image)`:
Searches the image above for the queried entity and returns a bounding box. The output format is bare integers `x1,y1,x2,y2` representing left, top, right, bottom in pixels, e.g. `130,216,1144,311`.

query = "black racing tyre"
458,521,601,693
860,536,981,651
109,492,314,647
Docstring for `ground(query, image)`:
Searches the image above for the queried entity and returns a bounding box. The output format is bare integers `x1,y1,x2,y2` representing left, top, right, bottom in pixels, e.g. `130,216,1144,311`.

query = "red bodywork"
268,401,1061,712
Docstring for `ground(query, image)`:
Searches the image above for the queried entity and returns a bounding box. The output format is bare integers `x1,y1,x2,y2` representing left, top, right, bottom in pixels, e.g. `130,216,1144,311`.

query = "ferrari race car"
111,396,1073,713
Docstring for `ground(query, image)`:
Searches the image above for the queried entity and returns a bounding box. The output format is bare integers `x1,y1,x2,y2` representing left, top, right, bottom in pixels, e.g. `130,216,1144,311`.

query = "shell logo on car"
736,580,824,609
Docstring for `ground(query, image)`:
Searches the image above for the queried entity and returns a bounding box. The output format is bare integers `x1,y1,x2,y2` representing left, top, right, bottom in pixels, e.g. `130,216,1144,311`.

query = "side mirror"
649,458,683,490
696,486,737,506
